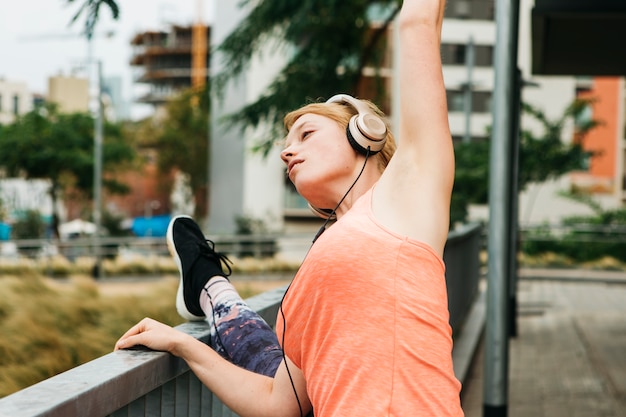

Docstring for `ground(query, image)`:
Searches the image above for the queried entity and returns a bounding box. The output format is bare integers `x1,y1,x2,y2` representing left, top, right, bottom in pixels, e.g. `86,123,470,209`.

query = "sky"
0,0,214,119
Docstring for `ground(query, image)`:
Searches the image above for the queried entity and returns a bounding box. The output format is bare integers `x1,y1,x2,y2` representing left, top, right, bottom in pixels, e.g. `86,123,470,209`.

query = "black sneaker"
166,215,232,321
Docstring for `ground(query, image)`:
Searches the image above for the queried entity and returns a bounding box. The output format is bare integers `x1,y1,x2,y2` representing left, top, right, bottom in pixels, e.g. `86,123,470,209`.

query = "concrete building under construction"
130,24,210,107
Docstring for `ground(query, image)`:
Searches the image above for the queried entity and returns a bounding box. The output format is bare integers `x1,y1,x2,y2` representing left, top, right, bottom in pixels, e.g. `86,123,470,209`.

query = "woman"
115,0,462,415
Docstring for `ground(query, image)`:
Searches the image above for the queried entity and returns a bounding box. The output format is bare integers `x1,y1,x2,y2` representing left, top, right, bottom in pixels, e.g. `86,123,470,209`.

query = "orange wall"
579,78,621,178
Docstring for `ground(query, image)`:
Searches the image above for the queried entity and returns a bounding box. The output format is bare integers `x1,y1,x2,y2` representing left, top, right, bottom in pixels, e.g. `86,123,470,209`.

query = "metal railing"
4,234,282,261
520,223,626,243
0,223,483,417
445,222,483,333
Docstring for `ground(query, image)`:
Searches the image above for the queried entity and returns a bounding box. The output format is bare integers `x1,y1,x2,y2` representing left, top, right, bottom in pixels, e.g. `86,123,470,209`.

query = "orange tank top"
276,187,463,416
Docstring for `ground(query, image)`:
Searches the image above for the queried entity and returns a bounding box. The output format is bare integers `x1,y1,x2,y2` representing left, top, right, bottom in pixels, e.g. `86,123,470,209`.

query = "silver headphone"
326,94,388,156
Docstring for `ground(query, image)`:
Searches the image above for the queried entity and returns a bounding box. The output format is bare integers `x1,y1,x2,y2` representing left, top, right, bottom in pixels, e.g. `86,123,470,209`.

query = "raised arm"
373,0,453,255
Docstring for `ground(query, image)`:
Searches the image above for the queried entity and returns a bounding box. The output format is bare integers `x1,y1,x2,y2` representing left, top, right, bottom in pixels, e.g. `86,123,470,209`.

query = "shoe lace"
197,239,233,277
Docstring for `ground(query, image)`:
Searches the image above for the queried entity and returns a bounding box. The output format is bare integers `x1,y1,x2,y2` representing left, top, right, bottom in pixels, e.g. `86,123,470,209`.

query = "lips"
288,159,303,176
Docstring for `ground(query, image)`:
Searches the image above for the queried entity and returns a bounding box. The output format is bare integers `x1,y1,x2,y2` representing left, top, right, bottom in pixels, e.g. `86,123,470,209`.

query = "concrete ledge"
519,267,626,284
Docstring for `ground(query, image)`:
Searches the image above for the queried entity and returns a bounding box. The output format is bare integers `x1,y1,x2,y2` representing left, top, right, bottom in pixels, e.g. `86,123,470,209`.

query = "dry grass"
0,271,290,398
580,255,626,271
517,251,577,268
0,273,182,397
480,250,626,271
0,254,300,277
0,252,299,398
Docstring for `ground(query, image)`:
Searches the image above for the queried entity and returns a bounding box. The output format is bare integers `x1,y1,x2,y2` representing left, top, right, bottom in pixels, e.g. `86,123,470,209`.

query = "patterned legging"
207,295,283,377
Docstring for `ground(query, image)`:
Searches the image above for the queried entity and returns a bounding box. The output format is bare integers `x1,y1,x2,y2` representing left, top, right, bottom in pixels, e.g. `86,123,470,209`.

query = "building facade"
47,75,90,113
515,0,625,224
0,78,32,125
438,0,625,225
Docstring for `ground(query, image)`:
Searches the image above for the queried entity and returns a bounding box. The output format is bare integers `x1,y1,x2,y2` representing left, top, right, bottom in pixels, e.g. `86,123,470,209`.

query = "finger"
114,318,151,350
115,333,144,350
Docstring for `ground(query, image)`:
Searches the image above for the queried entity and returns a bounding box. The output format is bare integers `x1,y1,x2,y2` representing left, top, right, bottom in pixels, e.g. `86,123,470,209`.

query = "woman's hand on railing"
115,317,194,356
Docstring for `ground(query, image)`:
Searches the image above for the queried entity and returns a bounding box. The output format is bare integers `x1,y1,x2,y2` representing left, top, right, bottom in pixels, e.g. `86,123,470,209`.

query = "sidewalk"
461,268,626,417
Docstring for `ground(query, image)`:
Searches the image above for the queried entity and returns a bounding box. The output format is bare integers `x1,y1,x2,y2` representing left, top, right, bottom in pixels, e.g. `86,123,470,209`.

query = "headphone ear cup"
347,114,387,155
346,121,370,156
325,94,388,155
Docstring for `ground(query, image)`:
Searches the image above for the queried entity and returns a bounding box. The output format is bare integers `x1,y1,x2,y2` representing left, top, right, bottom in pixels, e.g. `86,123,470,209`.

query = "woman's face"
281,113,360,208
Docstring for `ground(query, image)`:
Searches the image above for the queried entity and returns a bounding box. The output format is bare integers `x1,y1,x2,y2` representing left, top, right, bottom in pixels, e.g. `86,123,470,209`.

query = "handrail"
0,224,483,417
0,286,288,417
3,234,288,262
445,222,483,332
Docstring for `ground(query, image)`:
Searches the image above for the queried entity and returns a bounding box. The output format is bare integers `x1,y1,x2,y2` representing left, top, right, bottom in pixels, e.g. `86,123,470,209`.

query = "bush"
522,222,626,263
234,215,277,258
11,210,46,240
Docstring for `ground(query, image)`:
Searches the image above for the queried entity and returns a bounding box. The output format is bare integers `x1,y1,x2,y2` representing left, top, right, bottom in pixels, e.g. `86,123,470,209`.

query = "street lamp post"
92,59,103,278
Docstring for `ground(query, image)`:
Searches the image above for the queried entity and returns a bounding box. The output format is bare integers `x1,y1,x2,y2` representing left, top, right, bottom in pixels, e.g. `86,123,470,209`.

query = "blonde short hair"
283,98,397,173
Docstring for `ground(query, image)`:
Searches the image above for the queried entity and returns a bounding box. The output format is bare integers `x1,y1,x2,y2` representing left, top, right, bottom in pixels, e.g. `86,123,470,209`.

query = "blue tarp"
131,215,171,237
0,223,11,241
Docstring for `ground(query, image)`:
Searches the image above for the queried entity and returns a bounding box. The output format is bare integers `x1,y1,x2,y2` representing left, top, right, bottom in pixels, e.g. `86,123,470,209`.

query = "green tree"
149,86,211,219
452,140,490,225
0,104,136,238
518,99,599,187
451,98,600,225
66,0,401,153
66,0,119,39
215,0,401,154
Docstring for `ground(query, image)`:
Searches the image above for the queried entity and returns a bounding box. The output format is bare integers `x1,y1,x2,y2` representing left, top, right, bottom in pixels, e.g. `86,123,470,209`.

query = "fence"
0,223,483,417
520,223,626,263
4,234,281,262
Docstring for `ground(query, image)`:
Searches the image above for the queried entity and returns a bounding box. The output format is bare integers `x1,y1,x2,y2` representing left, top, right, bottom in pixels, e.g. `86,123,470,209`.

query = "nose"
280,146,293,165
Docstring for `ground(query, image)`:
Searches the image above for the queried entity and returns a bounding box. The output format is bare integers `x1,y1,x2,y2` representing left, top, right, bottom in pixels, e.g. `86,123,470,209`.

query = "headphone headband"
326,94,372,117
307,203,337,221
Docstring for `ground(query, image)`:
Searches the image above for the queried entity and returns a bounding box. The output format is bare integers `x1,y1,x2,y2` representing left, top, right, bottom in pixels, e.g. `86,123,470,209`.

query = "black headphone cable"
280,147,372,417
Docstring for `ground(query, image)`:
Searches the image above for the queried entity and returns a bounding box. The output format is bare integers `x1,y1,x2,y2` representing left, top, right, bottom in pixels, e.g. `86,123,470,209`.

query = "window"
474,91,492,113
444,0,495,21
12,95,19,116
441,43,494,67
447,90,466,112
447,90,492,113
454,45,467,65
453,0,470,19
574,104,593,130
284,178,309,211
452,134,489,143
